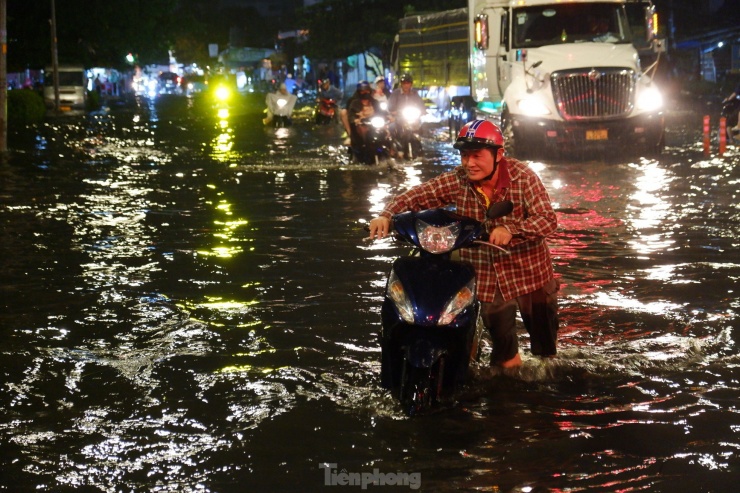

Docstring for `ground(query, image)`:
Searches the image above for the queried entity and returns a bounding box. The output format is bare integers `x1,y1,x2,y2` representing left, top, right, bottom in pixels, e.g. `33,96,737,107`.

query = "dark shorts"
480,278,560,364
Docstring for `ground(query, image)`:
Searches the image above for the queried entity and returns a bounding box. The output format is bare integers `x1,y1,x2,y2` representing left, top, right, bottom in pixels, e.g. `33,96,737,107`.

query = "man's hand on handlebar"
368,216,391,240
489,226,513,246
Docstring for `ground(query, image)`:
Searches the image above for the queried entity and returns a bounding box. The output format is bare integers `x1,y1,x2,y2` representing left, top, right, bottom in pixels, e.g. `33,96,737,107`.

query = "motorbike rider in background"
317,78,343,106
388,74,425,121
263,82,297,126
347,81,381,149
387,73,427,155
340,81,368,145
368,120,560,369
372,75,390,112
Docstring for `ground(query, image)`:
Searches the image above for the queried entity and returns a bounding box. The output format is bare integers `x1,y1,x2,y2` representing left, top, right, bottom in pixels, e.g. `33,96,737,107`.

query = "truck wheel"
646,131,665,157
449,114,462,141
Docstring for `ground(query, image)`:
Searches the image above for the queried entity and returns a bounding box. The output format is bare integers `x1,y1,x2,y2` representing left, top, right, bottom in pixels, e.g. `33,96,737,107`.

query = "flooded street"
1,93,739,492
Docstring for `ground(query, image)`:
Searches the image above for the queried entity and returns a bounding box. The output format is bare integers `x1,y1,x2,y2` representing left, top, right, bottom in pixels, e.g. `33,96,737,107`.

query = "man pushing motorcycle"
368,119,560,369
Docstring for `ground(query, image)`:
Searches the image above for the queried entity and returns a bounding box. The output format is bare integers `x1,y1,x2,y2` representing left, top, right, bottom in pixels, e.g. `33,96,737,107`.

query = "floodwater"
1,92,738,492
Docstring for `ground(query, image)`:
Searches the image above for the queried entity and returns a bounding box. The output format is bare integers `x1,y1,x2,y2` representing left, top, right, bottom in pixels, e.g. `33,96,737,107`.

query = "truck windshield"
512,3,633,48
44,71,84,87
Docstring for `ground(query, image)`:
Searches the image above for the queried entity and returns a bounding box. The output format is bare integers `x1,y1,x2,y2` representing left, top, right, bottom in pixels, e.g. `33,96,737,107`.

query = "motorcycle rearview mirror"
487,200,514,219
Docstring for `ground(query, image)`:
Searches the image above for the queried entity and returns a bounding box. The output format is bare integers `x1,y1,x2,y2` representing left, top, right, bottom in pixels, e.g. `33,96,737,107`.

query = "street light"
50,0,60,113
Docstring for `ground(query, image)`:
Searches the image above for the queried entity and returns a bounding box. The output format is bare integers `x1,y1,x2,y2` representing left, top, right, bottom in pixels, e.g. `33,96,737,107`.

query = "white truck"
44,65,87,111
467,0,665,157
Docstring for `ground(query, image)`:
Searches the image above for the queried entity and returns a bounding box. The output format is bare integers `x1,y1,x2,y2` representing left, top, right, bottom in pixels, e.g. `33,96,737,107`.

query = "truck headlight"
636,85,663,112
517,96,551,116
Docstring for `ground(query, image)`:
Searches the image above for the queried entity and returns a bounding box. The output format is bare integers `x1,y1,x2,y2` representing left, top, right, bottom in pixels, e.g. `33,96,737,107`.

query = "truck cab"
469,0,664,158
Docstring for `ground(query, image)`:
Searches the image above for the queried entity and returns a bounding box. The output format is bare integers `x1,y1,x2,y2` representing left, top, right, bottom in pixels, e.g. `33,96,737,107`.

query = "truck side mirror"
645,7,658,43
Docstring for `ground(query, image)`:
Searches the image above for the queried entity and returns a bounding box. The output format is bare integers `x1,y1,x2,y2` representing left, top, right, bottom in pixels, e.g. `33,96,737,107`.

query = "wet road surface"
1,93,739,492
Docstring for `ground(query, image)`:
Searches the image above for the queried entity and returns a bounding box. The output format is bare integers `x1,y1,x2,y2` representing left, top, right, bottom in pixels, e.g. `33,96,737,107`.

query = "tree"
7,0,178,70
299,0,466,63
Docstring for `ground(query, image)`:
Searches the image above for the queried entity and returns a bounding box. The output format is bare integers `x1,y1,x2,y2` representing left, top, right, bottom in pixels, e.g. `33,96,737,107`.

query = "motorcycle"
314,97,338,125
378,200,514,415
393,105,424,160
721,96,740,144
213,83,232,120
264,92,297,128
350,115,393,165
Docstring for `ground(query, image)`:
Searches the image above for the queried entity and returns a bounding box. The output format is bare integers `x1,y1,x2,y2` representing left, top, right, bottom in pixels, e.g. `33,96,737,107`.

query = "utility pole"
1,0,7,156
50,0,59,113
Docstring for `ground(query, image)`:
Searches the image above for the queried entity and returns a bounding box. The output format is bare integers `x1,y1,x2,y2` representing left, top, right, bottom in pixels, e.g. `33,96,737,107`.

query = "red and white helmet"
453,119,504,151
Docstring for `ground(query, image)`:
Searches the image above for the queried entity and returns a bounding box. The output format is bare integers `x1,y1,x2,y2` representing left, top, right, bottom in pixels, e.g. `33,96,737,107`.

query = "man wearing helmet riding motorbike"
368,119,559,369
388,73,425,116
317,78,343,106
347,81,382,148
340,81,373,146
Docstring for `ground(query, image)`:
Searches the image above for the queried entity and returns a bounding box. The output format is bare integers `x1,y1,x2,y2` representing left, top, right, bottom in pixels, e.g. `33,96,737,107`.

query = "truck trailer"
392,9,471,120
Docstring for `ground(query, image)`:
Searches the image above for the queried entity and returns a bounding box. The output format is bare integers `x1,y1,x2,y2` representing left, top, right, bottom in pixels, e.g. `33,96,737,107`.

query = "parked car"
157,72,182,95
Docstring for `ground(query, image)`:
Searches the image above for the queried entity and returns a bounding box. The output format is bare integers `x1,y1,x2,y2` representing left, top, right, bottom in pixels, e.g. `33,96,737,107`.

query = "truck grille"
551,68,635,120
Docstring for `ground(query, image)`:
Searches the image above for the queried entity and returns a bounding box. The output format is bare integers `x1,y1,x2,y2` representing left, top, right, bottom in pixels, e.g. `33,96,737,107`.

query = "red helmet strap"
482,148,500,182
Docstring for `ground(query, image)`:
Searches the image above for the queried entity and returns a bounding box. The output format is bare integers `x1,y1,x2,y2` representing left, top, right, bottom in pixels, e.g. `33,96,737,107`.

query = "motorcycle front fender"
405,338,446,369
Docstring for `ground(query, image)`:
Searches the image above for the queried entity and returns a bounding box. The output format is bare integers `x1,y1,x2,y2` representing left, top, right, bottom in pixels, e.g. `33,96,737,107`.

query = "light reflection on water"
1,99,739,492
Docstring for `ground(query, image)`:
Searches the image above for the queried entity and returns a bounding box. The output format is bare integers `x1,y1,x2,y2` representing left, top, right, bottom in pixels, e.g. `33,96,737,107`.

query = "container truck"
468,0,665,157
392,8,471,119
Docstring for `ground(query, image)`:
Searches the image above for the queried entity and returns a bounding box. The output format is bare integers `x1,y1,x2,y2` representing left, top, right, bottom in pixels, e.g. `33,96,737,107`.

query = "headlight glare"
636,85,663,112
438,280,476,325
402,106,422,123
370,116,386,128
517,97,551,116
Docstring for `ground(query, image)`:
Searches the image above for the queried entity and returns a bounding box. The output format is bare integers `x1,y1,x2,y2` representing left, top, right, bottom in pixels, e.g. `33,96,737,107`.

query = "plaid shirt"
381,157,557,302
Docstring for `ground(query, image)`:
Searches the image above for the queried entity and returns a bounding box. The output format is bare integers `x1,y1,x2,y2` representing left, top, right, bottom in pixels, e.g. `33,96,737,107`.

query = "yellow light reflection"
198,246,243,258
198,299,259,310
196,198,251,258
210,115,240,163
219,364,279,374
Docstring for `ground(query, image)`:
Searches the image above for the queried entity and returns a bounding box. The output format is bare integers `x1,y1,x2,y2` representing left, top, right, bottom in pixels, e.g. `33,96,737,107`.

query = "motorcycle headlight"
387,270,414,324
277,98,288,108
402,106,422,123
380,101,388,111
215,85,230,102
416,219,460,254
438,279,476,326
370,116,386,128
636,85,663,112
